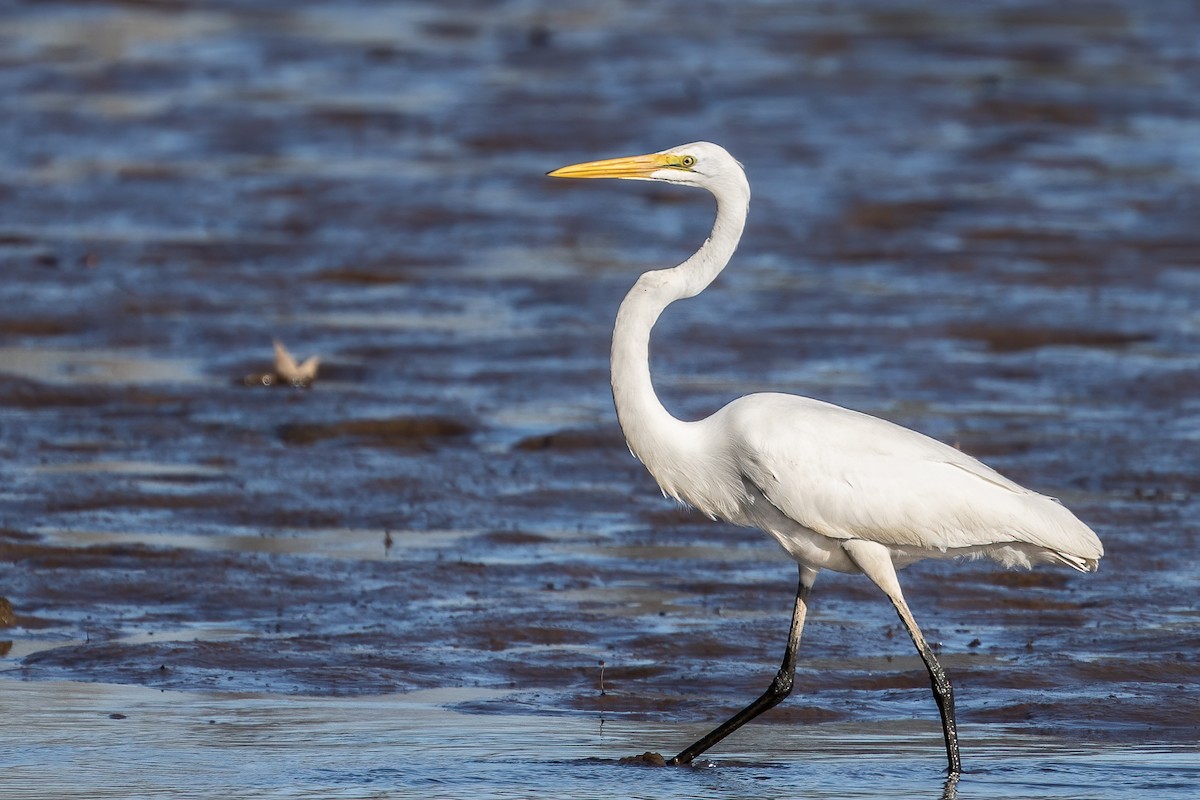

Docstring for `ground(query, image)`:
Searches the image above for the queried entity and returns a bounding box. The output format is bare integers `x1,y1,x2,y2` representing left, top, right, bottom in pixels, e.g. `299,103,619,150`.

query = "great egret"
548,142,1103,774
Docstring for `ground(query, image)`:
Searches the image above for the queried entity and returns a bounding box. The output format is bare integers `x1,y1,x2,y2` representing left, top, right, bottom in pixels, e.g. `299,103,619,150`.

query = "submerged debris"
277,416,471,447
244,339,321,389
618,751,667,767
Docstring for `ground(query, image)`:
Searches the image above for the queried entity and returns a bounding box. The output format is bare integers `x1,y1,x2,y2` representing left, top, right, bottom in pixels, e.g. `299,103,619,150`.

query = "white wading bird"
548,142,1103,774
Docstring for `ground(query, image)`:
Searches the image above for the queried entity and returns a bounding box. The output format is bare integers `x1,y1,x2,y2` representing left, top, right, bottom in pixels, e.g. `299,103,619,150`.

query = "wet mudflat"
1,1,1199,798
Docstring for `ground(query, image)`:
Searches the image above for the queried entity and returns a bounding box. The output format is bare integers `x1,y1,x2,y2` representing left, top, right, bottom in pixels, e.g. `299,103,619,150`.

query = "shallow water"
5,680,1198,800
2,0,1199,797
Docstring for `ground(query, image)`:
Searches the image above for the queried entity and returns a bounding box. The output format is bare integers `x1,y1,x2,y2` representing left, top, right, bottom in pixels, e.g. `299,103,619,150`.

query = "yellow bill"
548,152,685,180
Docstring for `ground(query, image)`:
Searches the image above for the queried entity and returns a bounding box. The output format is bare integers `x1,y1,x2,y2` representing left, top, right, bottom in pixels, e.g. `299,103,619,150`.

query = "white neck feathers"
609,176,749,472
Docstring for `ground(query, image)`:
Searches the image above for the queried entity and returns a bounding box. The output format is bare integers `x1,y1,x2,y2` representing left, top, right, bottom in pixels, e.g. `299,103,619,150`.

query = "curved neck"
610,181,749,467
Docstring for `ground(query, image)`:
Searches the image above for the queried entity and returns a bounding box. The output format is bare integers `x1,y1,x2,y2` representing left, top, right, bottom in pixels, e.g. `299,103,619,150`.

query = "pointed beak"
547,152,672,180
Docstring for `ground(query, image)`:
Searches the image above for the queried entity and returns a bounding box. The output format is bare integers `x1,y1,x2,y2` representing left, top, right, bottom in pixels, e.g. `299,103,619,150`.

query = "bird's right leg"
669,564,817,765
842,539,962,776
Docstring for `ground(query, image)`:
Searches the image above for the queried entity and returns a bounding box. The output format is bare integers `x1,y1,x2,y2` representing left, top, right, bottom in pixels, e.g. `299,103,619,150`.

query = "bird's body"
638,391,1101,575
549,141,1102,775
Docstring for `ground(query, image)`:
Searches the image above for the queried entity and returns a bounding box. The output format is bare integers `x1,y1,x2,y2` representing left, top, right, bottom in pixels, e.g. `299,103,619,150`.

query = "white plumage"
549,141,1102,774
717,393,1101,570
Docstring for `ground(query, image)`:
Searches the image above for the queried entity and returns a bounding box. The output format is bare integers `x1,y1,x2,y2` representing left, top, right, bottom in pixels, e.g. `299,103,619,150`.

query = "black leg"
840,538,962,776
669,565,815,765
889,594,961,775
942,771,960,800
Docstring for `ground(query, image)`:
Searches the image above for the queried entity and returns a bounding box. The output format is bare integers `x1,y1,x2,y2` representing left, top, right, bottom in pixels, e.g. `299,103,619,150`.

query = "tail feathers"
1023,493,1103,572
1051,550,1100,573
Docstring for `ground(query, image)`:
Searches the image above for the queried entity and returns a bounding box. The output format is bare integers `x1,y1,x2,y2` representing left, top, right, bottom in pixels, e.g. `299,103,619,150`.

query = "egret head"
549,142,747,196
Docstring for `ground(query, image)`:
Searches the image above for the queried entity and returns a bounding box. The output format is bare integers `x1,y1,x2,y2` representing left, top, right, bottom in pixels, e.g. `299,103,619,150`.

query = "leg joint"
766,669,794,700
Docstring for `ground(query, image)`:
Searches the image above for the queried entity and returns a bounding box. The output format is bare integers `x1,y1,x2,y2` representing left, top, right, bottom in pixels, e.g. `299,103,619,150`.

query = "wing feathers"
720,393,1102,562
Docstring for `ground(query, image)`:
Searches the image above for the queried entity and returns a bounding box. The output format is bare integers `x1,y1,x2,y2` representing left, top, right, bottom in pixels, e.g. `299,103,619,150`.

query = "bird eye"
680,155,697,168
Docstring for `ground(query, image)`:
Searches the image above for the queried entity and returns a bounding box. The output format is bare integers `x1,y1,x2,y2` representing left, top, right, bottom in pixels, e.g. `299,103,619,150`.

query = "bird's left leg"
669,563,817,765
842,539,962,776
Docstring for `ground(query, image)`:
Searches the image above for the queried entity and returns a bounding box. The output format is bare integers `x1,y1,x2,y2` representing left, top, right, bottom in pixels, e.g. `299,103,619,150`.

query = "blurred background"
1,1,1198,798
